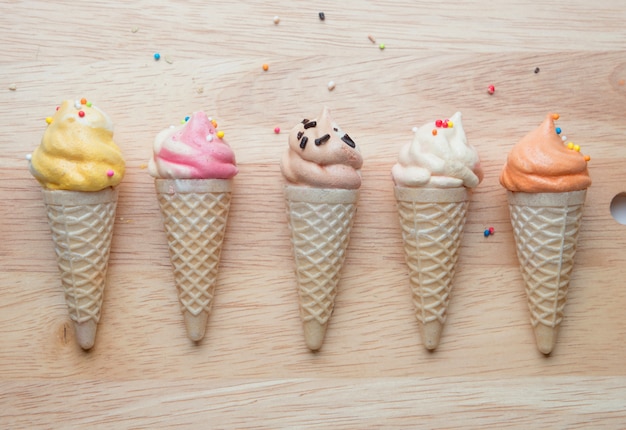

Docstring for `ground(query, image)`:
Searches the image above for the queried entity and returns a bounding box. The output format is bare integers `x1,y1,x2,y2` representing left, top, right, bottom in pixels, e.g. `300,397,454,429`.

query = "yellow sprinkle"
447,121,454,128
567,142,574,150
45,117,53,124
574,144,580,152
217,131,225,138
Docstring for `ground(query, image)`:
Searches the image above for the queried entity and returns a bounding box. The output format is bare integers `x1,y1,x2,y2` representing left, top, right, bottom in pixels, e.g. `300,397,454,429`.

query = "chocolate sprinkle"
319,12,325,21
315,134,330,145
333,127,338,132
297,131,303,140
299,136,308,149
302,119,309,124
341,134,356,148
303,120,317,129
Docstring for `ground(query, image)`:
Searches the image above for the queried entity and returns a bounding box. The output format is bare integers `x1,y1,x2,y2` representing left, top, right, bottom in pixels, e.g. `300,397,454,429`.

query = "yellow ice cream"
29,99,125,191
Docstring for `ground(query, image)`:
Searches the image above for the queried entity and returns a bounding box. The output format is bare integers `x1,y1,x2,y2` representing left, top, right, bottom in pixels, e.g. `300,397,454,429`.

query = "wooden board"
2,1,626,427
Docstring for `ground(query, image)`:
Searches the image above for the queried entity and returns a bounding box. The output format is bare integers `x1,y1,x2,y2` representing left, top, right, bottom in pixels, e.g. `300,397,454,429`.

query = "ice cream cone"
155,178,232,342
507,190,586,354
42,187,119,350
284,185,358,351
394,186,470,350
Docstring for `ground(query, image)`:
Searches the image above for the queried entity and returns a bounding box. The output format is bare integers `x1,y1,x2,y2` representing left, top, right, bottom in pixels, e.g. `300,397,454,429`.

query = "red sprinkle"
489,226,495,234
488,85,495,94
435,119,443,127
78,111,85,117
274,127,280,134
442,120,449,128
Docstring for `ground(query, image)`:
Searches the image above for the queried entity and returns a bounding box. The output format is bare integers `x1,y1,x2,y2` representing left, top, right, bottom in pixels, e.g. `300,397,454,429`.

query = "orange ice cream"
499,114,591,193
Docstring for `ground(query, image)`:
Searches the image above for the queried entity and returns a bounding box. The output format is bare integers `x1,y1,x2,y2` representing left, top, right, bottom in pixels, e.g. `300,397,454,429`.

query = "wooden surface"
2,1,626,428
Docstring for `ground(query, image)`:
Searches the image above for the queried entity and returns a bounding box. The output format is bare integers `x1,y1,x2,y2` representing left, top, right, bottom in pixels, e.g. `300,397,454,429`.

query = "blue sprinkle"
184,116,190,122
484,229,490,237
556,127,561,134
154,53,161,61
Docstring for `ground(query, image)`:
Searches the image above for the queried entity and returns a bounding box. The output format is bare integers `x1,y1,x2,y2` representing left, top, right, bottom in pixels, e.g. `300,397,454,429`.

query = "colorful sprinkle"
327,80,335,91
412,126,418,133
211,119,218,128
487,85,495,94
379,43,385,50
86,102,92,107
435,119,443,127
25,153,32,161
489,226,495,234
185,116,190,122
273,16,280,24
74,100,81,109
552,113,560,120
274,127,280,134
206,134,214,142
447,120,454,128
556,127,561,134
484,229,491,237
584,155,591,161
432,129,438,136
80,98,87,105
154,53,161,61
442,120,449,128
319,12,325,21
561,135,567,142
567,142,574,150
217,131,225,139
262,63,269,71
45,117,53,124
78,111,85,118
106,169,115,177
573,144,580,152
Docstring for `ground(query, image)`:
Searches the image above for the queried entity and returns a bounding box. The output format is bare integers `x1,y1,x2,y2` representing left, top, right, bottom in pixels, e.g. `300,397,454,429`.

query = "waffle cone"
155,179,232,342
507,190,586,354
284,185,359,351
42,187,119,350
394,186,470,350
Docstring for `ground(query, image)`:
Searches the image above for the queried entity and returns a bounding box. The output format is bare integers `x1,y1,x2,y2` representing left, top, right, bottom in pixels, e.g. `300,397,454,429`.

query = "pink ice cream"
148,112,238,179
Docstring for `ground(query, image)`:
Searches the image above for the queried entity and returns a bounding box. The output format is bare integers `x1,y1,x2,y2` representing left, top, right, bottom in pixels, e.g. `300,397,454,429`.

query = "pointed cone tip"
534,324,558,355
420,320,444,351
74,320,97,350
303,320,327,351
184,311,209,342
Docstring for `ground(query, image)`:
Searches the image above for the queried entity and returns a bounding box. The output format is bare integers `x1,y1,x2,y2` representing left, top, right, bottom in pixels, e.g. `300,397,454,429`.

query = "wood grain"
1,0,626,427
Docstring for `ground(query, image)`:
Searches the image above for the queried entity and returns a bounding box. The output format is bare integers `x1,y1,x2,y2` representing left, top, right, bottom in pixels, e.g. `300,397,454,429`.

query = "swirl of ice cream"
499,114,591,192
391,112,483,188
148,111,238,179
280,107,363,189
29,99,125,191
